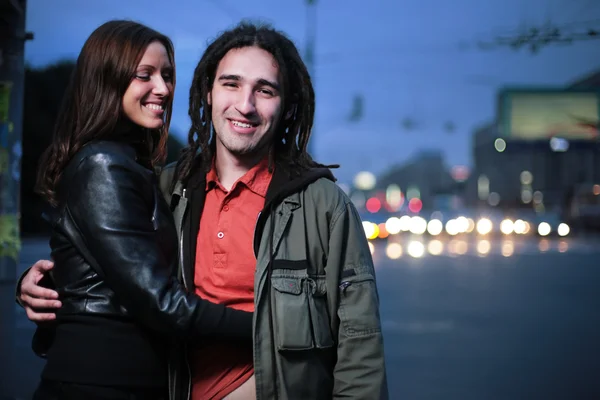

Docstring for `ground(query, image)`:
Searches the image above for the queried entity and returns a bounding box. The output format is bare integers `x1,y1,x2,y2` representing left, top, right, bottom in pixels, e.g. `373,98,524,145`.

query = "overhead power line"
476,19,600,53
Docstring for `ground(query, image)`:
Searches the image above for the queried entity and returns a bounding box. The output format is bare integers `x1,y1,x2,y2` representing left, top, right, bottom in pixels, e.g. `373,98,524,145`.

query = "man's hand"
19,260,61,322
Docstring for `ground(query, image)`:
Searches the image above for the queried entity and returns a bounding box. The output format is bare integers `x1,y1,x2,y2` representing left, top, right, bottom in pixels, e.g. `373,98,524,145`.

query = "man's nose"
235,89,257,115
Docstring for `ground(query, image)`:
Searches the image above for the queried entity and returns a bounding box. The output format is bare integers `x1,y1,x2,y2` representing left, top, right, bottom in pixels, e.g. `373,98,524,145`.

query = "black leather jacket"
38,140,252,353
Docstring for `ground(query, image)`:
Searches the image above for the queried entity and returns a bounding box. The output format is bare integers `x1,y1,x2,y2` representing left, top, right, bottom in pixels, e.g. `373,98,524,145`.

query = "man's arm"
16,260,61,322
327,201,389,399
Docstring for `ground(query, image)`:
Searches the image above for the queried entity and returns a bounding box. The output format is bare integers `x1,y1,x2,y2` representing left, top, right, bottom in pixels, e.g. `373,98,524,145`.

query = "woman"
31,20,251,399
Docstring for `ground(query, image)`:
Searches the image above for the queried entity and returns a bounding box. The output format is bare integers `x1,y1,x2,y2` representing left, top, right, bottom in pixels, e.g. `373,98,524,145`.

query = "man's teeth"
232,120,253,128
145,104,163,111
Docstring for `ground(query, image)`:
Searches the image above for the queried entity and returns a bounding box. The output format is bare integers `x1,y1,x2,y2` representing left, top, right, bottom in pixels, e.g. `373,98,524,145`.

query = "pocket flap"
272,277,303,295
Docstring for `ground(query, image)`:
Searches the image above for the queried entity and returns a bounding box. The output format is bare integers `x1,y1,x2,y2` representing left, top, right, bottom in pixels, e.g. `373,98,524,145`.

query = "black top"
41,315,169,387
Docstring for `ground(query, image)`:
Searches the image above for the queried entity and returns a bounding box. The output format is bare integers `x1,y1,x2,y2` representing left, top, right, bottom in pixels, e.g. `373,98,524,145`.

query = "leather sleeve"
15,267,30,308
66,152,252,340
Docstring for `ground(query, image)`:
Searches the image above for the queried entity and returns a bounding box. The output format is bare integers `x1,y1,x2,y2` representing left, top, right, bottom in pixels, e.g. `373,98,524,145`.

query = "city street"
372,236,600,399
2,0,600,398
5,236,600,399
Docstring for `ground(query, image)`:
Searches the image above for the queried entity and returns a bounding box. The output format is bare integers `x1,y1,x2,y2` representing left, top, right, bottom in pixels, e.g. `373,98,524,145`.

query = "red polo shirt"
191,158,272,399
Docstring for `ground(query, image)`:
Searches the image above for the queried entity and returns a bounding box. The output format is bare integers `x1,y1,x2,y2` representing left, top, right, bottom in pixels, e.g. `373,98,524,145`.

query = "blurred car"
564,183,600,233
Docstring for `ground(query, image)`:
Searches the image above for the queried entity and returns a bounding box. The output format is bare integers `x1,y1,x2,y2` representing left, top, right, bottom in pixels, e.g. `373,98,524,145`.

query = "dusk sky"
24,0,600,184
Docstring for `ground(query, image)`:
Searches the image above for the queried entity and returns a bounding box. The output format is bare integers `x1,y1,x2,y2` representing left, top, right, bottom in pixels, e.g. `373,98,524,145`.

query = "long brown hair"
175,21,337,185
36,20,175,206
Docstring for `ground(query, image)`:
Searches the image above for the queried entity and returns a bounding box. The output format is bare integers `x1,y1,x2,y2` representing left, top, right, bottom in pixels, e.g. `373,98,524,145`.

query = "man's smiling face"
208,46,283,159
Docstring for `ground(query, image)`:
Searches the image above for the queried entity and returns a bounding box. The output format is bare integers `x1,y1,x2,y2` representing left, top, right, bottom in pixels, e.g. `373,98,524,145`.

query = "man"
18,22,388,399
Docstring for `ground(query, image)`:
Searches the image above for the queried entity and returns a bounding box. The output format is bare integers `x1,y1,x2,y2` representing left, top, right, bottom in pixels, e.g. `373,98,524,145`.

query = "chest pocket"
270,259,334,351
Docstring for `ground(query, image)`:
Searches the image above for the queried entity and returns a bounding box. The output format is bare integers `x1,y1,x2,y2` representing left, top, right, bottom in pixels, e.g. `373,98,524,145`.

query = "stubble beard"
218,128,275,160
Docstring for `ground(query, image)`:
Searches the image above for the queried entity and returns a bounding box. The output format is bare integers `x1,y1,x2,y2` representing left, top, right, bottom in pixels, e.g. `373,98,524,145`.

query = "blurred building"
376,149,454,210
470,69,600,210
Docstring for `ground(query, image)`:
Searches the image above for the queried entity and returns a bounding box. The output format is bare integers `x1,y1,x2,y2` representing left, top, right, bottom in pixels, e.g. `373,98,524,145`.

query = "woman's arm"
66,151,251,340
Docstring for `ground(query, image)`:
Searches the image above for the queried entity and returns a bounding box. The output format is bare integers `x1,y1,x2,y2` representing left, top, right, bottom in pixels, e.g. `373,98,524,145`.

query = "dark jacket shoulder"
57,141,154,204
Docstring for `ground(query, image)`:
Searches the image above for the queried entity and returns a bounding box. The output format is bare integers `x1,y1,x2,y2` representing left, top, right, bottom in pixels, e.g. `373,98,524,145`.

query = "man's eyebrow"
218,74,241,81
257,78,280,91
218,74,280,91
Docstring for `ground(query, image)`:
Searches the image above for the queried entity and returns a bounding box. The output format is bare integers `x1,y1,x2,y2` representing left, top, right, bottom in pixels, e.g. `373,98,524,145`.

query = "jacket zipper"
179,188,192,400
180,188,189,291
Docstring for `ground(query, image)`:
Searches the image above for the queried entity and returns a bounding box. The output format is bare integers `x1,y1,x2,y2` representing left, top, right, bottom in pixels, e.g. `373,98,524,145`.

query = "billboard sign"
497,88,600,141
